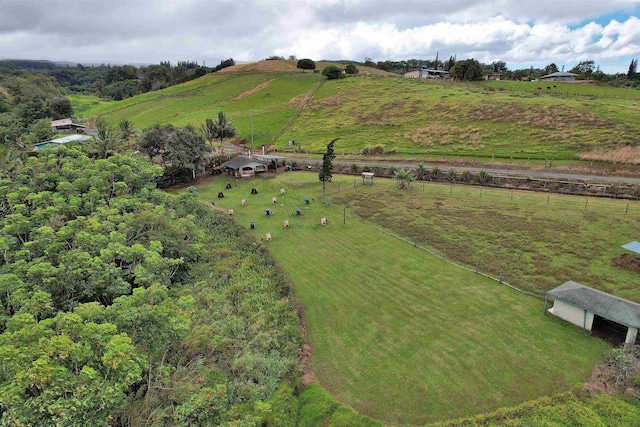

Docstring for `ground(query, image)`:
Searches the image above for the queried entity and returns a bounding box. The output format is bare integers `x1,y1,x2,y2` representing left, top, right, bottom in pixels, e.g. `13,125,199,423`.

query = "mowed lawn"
182,172,610,425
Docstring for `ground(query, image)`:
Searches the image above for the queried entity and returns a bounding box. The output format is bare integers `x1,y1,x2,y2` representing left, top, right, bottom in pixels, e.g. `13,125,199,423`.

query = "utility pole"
250,113,253,150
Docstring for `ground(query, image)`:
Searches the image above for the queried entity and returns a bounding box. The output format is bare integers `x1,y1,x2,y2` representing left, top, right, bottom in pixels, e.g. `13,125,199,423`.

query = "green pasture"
181,172,610,425
83,72,323,145
73,72,640,161
280,77,640,158
329,177,640,302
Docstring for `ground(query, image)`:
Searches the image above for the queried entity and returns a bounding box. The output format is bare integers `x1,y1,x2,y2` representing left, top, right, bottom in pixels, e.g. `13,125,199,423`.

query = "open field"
179,172,611,425
329,177,640,302
82,72,323,140
77,69,640,162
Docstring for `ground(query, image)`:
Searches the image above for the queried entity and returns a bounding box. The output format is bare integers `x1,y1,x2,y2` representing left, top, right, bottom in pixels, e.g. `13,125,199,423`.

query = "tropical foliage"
0,147,301,425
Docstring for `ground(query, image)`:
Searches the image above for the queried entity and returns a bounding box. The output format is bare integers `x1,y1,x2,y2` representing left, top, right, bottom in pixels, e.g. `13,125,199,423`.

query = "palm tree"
203,111,236,154
117,120,136,146
394,168,415,189
89,124,123,159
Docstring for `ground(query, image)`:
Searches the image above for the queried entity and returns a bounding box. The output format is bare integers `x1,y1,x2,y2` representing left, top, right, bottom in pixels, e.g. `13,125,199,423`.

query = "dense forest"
0,147,302,425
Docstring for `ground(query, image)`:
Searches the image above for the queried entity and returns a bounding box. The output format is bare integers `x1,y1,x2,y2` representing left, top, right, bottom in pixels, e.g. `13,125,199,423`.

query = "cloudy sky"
1,0,639,73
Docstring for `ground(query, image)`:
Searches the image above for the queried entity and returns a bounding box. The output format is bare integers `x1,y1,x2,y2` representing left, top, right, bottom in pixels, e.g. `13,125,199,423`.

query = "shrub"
479,170,492,183
430,166,441,180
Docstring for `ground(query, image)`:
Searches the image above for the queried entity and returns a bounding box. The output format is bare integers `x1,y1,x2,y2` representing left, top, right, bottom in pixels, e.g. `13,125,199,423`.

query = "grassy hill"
80,62,640,162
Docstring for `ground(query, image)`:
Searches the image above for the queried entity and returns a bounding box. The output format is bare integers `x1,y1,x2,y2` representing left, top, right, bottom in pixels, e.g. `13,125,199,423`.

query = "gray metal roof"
540,71,578,79
222,156,267,169
622,241,640,254
254,154,288,160
547,281,640,329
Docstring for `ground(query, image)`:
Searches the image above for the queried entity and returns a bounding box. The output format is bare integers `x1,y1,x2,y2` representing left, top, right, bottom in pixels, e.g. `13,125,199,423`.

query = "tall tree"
88,123,123,159
117,119,136,146
319,138,338,195
296,58,316,71
322,66,345,80
50,96,73,120
545,63,559,75
628,59,638,80
205,112,236,153
450,59,483,81
166,125,208,179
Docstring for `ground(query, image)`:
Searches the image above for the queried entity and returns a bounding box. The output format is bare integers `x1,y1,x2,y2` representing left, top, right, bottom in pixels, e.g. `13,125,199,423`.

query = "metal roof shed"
544,281,640,345
221,156,267,178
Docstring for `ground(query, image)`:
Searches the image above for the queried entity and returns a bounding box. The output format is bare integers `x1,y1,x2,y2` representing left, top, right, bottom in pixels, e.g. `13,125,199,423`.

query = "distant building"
539,72,577,82
221,156,268,178
404,68,449,79
33,134,92,151
483,73,502,81
51,118,88,133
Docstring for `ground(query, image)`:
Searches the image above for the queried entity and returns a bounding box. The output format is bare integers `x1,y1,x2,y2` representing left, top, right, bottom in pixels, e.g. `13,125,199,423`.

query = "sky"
1,0,639,74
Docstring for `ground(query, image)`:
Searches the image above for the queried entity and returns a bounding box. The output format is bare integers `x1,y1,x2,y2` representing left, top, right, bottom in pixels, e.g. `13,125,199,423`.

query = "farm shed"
50,118,88,133
221,156,268,178
254,154,288,173
545,281,640,345
33,134,92,151
539,72,577,81
404,68,449,79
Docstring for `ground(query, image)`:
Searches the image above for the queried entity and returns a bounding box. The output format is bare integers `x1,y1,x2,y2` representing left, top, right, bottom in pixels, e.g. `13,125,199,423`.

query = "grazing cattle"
251,188,258,194
537,87,542,90
546,86,551,90
284,220,289,228
280,188,285,195
553,85,557,88
265,233,272,241
321,217,327,225
241,199,246,206
217,191,224,198
272,197,277,204
225,182,232,189
228,209,234,216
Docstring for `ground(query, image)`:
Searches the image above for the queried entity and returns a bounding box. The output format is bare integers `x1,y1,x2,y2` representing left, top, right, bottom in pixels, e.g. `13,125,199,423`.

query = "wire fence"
315,175,640,300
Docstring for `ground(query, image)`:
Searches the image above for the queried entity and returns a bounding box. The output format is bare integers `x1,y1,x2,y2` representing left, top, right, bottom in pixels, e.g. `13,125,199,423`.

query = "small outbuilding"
50,118,89,133
539,72,578,82
33,134,92,151
545,281,640,345
221,156,268,178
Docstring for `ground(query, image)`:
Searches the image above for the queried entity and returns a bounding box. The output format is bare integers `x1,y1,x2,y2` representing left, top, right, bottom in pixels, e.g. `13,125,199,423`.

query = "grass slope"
80,67,640,161
183,173,610,425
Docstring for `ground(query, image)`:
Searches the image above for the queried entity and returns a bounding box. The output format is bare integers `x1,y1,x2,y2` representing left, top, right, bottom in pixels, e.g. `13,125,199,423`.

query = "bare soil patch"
233,80,274,100
612,254,640,274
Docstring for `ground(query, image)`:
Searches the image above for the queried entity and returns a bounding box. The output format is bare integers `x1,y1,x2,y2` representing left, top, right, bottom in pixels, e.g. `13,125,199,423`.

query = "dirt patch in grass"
579,145,640,164
405,124,484,148
612,254,640,274
437,103,611,130
233,80,274,100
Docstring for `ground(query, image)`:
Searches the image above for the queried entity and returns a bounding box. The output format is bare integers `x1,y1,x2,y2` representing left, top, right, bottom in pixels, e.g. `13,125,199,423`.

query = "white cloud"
0,0,638,72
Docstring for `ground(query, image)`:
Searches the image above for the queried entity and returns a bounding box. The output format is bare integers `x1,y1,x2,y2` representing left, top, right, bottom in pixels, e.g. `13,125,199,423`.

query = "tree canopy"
0,147,301,425
322,66,346,80
296,58,316,71
450,59,483,81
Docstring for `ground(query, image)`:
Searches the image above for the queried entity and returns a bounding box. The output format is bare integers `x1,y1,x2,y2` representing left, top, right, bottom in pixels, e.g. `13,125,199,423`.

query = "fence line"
324,201,536,299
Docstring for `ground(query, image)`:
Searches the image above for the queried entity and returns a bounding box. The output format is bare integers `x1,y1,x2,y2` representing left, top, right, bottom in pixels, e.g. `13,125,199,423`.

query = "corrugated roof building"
545,281,639,345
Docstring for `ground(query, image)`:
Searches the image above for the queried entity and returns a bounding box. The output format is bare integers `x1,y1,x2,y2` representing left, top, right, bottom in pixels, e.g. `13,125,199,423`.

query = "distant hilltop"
0,59,153,69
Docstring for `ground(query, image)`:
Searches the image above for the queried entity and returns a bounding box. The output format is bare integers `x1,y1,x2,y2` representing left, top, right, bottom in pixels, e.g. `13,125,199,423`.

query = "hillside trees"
345,64,359,74
297,58,316,71
50,96,73,120
450,59,483,81
322,66,345,80
0,147,301,424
